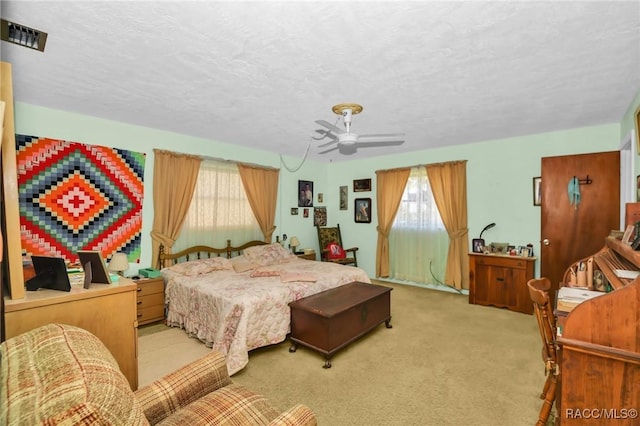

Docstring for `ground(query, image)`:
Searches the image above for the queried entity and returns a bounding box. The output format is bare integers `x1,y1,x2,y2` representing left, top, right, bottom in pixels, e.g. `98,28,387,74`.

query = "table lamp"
108,252,129,276
290,236,300,253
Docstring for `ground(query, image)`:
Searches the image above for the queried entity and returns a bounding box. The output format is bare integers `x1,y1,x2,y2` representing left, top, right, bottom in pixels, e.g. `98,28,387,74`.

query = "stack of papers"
556,286,606,313
614,269,640,280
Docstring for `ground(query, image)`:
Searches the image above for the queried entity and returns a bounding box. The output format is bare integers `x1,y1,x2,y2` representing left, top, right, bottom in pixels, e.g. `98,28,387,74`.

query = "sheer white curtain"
389,166,449,284
173,159,262,251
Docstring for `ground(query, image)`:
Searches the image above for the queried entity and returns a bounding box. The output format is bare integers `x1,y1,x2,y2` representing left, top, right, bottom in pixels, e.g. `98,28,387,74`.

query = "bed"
158,240,370,375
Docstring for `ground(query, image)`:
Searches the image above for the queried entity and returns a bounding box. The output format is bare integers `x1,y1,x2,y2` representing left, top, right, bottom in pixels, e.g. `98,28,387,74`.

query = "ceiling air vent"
1,18,47,52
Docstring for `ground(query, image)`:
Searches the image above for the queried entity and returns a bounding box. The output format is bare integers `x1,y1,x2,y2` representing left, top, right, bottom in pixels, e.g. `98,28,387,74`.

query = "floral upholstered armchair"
0,323,316,426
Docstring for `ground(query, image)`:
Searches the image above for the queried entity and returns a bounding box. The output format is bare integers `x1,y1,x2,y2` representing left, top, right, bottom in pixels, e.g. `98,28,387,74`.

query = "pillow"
231,255,257,273
163,257,231,276
243,243,294,266
325,242,346,260
280,270,318,283
250,268,281,278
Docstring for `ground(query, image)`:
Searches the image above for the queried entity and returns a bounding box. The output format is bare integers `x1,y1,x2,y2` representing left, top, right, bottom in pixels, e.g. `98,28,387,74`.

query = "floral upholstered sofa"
0,323,316,425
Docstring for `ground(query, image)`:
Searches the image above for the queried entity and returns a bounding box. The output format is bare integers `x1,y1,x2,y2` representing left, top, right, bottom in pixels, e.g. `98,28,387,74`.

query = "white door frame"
620,128,636,229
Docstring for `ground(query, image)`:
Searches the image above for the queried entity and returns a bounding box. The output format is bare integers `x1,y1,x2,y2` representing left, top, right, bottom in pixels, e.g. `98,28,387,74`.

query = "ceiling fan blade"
318,145,340,154
357,133,405,142
314,129,338,141
315,120,345,135
354,140,405,148
318,139,339,148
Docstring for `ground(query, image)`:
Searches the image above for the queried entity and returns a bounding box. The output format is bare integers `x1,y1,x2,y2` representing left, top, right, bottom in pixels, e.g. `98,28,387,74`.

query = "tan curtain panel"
426,160,469,290
237,163,279,242
375,167,411,278
150,149,202,268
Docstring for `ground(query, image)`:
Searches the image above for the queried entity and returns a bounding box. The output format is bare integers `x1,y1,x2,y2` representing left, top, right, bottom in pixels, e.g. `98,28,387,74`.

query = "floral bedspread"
162,257,370,375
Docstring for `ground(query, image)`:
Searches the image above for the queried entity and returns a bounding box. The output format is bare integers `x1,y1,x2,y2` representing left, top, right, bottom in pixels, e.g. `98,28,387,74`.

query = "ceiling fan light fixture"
332,103,363,116
315,103,405,156
339,133,358,144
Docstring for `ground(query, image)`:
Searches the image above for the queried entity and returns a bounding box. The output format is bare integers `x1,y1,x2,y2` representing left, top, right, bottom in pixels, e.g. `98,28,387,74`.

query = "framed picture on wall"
353,178,371,192
533,177,541,206
354,198,371,223
314,207,327,226
298,180,313,207
339,185,348,210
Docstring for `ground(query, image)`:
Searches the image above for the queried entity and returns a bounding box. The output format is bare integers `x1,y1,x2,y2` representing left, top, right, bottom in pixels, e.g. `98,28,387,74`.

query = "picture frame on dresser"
77,250,111,284
472,238,484,253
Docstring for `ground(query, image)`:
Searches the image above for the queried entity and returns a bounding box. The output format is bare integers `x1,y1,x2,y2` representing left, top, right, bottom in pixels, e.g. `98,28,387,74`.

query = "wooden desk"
4,278,139,390
556,237,640,425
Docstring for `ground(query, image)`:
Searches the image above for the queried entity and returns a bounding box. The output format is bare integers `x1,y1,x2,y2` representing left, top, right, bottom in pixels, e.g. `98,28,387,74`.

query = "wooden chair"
527,277,559,426
316,224,358,267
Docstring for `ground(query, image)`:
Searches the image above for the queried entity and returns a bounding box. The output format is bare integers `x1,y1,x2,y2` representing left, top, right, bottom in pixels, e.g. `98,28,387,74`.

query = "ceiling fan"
314,103,405,155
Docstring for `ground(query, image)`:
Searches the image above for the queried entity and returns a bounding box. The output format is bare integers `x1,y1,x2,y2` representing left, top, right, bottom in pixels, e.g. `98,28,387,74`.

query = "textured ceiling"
1,1,639,162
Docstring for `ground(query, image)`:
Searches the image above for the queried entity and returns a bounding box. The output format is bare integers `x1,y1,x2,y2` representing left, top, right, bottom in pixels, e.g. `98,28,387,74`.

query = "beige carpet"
138,282,553,425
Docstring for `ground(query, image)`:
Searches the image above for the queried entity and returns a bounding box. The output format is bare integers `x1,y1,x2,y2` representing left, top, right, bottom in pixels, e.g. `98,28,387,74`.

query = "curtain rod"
153,149,279,171
375,159,467,174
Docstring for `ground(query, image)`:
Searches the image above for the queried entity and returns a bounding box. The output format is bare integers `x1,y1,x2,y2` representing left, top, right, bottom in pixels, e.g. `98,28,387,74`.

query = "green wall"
13,100,634,278
321,124,621,277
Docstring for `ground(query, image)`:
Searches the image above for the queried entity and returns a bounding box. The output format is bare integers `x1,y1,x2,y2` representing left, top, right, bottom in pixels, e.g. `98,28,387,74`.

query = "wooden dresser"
468,253,536,314
135,277,165,325
556,237,640,425
4,278,139,390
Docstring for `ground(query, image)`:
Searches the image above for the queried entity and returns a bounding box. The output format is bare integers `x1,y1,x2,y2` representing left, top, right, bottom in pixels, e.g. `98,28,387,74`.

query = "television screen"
27,256,72,292
77,250,111,284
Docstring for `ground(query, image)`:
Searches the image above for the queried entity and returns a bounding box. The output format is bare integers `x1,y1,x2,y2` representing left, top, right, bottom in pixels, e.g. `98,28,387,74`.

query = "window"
173,159,262,251
389,167,449,284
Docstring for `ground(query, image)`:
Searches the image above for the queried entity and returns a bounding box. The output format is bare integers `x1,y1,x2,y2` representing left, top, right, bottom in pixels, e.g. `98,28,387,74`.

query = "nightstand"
296,252,316,261
134,277,165,325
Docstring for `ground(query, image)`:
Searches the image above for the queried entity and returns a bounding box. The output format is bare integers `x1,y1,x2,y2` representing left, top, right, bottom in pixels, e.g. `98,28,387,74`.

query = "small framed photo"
314,207,327,226
472,238,484,253
354,198,371,223
533,177,541,206
318,193,324,203
622,224,635,245
303,208,309,218
339,185,348,210
291,207,298,216
353,178,371,192
298,180,313,207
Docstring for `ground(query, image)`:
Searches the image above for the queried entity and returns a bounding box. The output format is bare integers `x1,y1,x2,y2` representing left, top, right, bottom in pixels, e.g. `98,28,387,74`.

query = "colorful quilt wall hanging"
16,135,146,263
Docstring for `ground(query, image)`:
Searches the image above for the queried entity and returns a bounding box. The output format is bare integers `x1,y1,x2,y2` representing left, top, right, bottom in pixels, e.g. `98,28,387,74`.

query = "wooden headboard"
158,240,267,268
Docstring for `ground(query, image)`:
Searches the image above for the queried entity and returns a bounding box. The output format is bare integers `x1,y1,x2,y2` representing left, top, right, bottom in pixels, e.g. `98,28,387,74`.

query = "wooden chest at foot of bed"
288,281,392,368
